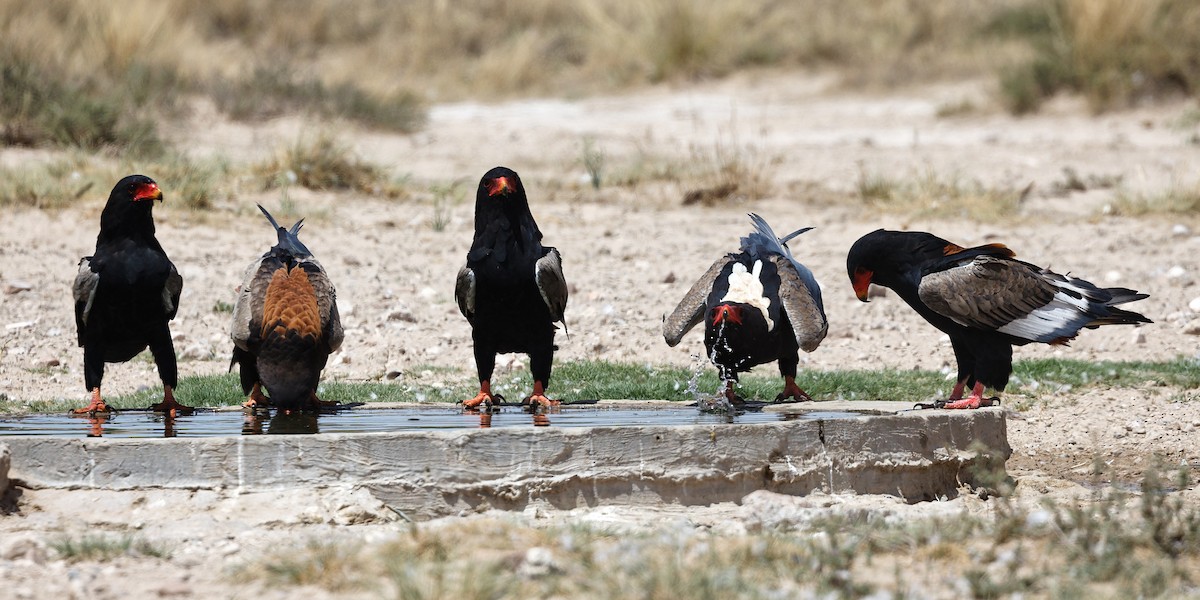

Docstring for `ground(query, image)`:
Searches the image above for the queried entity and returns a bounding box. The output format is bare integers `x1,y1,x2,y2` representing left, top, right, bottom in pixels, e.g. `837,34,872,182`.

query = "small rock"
1167,265,1187,279
1189,296,1200,313
1131,329,1145,344
1184,321,1200,336
5,321,35,331
4,281,32,295
1173,223,1192,238
418,287,438,300
180,344,210,360
1126,420,1147,435
1104,270,1122,283
385,370,402,380
1,535,47,564
386,306,417,322
662,272,676,284
518,546,559,578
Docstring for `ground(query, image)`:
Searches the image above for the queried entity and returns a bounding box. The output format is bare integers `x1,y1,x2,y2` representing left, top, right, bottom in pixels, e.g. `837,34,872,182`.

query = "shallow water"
0,406,861,438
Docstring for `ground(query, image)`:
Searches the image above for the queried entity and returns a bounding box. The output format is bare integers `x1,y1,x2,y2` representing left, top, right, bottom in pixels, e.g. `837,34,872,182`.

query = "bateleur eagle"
230,205,343,411
846,229,1152,409
72,174,188,415
664,213,828,404
455,166,568,410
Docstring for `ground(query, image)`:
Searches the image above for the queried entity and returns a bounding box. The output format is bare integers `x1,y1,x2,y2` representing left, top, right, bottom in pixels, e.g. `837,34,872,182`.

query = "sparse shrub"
997,0,1200,114
53,534,169,562
581,136,605,190
0,54,165,156
856,164,1026,221
255,133,400,196
209,63,425,133
0,158,99,209
141,153,231,211
1111,183,1200,216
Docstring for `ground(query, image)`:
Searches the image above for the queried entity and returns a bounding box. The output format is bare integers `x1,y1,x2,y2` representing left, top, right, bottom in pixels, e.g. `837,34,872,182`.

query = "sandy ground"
2,73,1200,596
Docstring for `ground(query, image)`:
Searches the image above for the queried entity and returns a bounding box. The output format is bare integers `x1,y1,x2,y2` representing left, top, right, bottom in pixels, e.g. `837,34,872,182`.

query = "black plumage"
455,166,568,409
230,205,343,411
846,229,1152,408
72,175,187,414
664,214,828,404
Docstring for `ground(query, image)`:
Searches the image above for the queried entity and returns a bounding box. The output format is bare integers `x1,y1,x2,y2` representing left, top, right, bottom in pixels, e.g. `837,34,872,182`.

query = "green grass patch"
5,357,1193,414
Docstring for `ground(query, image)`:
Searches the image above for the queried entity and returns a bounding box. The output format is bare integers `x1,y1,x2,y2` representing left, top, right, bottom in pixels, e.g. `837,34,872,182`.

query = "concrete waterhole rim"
1,400,1010,520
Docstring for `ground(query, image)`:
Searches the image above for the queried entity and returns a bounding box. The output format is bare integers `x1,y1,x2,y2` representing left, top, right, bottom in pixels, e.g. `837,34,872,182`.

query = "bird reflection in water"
463,405,560,428
85,412,110,437
241,410,319,435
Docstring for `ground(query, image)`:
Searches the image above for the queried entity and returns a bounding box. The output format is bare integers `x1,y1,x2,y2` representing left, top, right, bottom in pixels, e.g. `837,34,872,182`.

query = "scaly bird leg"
242,382,269,410
944,382,988,410
150,385,194,416
947,379,968,402
775,376,814,403
72,387,110,414
524,380,559,408
463,380,497,409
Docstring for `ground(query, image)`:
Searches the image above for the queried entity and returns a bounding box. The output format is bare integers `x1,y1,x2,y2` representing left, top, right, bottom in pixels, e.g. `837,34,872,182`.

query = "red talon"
944,382,986,409
775,376,814,402
242,382,269,409
464,380,497,408
73,387,110,414
150,385,194,416
523,380,560,408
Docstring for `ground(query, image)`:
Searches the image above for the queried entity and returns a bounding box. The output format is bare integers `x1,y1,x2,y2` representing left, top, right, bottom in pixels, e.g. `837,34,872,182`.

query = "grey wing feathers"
73,257,99,345
535,247,568,325
770,255,828,352
230,255,272,351
163,264,183,320
662,255,733,347
742,213,823,313
455,265,476,322
918,256,1055,331
305,258,343,352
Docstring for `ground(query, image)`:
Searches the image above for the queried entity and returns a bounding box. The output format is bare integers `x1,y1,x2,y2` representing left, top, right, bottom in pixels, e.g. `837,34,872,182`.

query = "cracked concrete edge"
3,409,1008,519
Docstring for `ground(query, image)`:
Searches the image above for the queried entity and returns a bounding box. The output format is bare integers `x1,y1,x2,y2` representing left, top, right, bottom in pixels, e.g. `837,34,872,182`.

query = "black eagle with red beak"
455,166,568,410
846,229,1152,408
664,214,828,404
72,174,189,415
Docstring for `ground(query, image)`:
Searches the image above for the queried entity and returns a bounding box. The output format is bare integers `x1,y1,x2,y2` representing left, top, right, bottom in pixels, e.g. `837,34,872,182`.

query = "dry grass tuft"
1111,182,1200,217
997,0,1200,113
254,133,403,198
857,165,1029,222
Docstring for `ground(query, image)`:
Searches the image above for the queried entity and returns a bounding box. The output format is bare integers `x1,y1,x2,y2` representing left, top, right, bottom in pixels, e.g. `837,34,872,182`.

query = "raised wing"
454,265,476,323
535,247,568,325
769,255,828,352
662,255,732,347
72,257,99,346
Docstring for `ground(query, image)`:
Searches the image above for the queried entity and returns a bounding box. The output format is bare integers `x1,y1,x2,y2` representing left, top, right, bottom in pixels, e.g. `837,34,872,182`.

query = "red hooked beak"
133,182,163,202
486,176,512,197
851,267,873,302
712,304,743,326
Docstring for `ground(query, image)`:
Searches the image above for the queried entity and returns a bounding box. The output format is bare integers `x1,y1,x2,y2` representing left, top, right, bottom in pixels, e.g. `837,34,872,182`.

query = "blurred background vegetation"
3,0,1199,157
